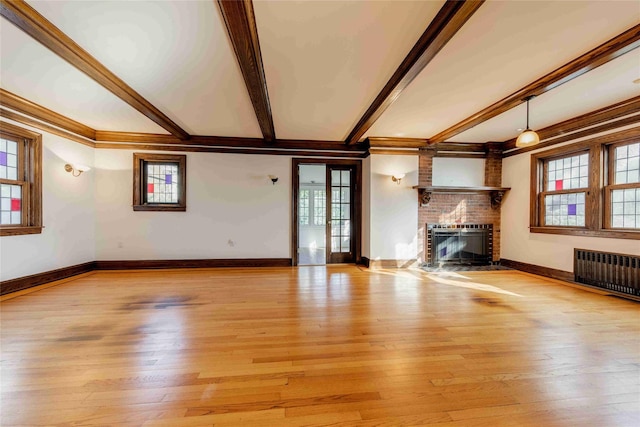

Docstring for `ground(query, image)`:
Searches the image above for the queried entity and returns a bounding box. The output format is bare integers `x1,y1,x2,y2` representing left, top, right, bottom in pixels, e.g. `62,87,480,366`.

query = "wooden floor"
1,266,638,426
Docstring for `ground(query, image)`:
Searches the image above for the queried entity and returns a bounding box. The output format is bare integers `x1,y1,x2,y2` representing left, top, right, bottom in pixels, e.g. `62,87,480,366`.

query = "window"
530,130,639,239
606,142,639,229
299,189,309,225
133,153,186,211
299,187,326,226
0,122,42,236
542,152,588,227
313,189,326,225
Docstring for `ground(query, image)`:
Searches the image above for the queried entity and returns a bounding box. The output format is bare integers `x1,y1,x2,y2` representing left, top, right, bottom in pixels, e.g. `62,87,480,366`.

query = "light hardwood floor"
1,266,638,426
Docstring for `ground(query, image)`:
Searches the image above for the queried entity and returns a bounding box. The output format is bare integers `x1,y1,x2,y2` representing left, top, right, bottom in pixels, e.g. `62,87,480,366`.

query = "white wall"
0,120,95,281
502,142,640,273
432,157,485,187
368,154,419,261
94,149,291,260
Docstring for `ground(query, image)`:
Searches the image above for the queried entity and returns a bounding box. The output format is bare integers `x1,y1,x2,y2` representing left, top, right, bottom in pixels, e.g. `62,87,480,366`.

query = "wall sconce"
64,163,90,177
268,174,279,185
391,173,405,185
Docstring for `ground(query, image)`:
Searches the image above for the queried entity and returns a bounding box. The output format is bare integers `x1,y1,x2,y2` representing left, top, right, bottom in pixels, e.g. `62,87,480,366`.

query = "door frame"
292,158,362,266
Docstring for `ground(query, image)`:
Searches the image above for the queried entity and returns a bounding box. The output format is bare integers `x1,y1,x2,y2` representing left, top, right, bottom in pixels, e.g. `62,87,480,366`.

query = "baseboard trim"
362,258,419,269
94,258,293,270
1,258,293,297
500,259,573,282
1,261,96,296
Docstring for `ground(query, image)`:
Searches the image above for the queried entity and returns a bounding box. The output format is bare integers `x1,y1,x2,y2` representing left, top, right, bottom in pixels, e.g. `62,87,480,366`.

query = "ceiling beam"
502,96,640,152
344,0,485,144
0,88,96,140
430,24,640,144
0,0,190,140
217,0,275,142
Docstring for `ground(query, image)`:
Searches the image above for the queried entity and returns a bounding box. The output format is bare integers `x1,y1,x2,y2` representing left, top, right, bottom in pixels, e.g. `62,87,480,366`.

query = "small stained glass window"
545,192,586,227
0,138,19,181
133,153,186,212
0,184,22,225
146,163,179,204
547,153,589,191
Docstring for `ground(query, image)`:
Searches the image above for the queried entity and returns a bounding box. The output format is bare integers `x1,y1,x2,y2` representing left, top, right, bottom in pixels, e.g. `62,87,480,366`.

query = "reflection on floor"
423,264,513,272
298,247,326,265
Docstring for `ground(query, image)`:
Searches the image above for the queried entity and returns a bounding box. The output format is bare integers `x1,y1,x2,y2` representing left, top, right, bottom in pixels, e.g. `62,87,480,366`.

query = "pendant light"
515,95,540,147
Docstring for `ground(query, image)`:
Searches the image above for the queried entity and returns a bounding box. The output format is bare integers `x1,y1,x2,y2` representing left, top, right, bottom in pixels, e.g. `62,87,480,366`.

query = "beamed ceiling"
0,0,639,157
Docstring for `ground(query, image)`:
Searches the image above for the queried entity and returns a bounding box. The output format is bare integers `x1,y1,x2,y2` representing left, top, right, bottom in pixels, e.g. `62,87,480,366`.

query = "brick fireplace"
417,143,503,264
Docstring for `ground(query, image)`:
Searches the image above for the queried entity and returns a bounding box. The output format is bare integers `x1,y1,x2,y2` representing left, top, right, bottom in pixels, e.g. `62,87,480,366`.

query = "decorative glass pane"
610,188,640,229
146,163,179,203
299,190,309,225
614,143,640,184
544,192,586,227
0,138,18,182
0,183,22,225
313,190,325,226
547,153,588,191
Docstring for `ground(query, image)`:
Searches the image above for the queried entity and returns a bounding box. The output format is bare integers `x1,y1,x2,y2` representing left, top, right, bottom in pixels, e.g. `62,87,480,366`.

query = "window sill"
530,226,640,240
0,226,43,237
133,205,186,212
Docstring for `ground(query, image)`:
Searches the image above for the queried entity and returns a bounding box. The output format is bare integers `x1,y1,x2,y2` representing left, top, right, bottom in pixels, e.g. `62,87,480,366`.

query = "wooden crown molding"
0,88,95,140
502,96,640,156
0,107,95,148
0,0,189,140
217,0,275,142
345,0,484,144
95,142,366,158
429,24,640,144
366,137,428,148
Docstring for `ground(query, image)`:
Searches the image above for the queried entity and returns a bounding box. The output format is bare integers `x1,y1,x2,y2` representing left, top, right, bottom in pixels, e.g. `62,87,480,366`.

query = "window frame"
530,129,639,240
0,122,42,237
133,153,186,212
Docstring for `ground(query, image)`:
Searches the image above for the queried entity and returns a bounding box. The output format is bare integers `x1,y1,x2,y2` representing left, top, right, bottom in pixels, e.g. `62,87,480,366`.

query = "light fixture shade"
515,129,540,147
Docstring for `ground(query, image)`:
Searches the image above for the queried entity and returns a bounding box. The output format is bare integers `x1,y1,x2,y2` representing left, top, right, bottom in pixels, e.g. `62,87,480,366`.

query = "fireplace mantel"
413,186,510,209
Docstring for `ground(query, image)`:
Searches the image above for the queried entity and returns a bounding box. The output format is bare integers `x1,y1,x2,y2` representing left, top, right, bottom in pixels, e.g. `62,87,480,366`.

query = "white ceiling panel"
366,0,640,140
254,0,445,141
0,17,168,134
28,0,262,137
450,50,640,143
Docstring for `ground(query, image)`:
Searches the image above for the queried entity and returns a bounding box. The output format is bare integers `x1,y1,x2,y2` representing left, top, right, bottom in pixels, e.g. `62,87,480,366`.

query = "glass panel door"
327,166,355,263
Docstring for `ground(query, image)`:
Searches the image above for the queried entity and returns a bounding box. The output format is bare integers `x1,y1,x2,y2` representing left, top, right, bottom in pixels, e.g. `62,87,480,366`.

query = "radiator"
574,249,639,296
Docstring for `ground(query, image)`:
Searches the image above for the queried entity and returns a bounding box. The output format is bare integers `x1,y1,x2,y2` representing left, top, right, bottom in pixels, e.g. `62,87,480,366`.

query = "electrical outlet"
117,242,123,249
227,239,235,247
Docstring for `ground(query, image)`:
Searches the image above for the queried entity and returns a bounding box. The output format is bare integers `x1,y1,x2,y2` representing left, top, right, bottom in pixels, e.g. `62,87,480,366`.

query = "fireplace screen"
427,224,492,265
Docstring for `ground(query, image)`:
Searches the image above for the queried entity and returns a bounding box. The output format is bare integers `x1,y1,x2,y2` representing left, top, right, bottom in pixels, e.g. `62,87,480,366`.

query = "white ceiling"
1,0,639,144
365,0,640,140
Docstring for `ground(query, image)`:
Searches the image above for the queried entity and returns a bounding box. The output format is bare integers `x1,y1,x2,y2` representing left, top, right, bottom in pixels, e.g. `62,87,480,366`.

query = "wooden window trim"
530,129,639,240
133,153,186,212
0,122,42,237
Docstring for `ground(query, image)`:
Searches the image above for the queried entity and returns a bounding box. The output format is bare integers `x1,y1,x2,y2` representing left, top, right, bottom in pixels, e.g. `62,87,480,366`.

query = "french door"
326,165,355,263
292,159,360,265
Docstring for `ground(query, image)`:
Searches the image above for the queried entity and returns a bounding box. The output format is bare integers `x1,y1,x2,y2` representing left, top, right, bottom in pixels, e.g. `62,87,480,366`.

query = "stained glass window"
540,151,589,228
0,125,42,236
146,163,179,203
546,153,589,191
0,138,19,181
0,184,22,225
545,192,586,226
133,153,186,212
